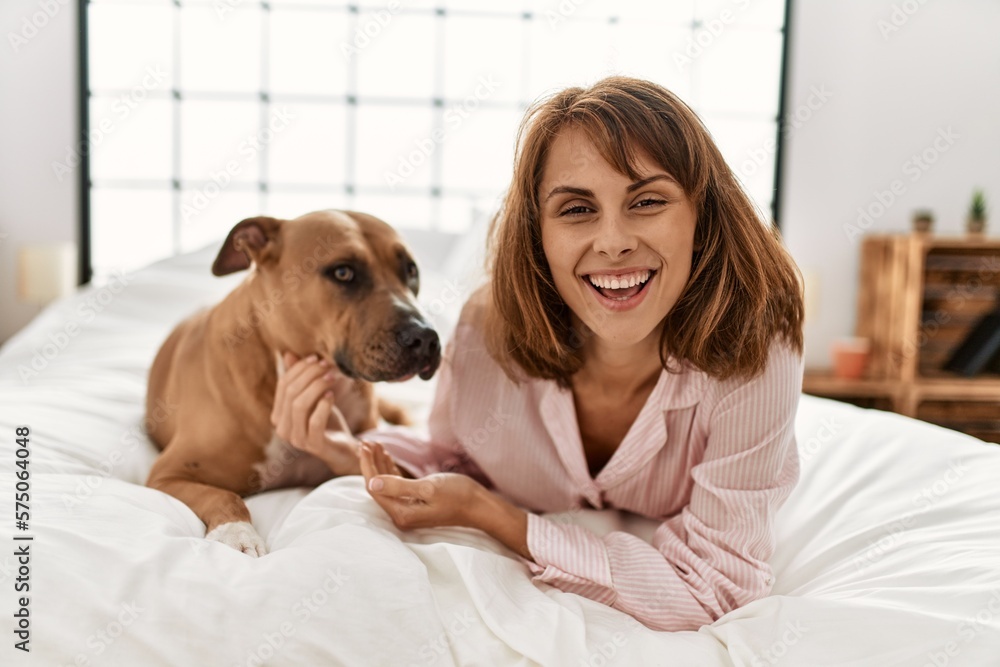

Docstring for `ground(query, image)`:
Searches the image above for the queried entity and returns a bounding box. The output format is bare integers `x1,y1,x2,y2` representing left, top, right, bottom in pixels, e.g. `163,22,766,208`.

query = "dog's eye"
406,262,418,281
328,265,354,283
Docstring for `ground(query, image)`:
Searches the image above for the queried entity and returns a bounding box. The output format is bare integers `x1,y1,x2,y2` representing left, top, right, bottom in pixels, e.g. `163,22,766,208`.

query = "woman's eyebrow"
544,174,678,202
544,186,593,202
626,174,677,192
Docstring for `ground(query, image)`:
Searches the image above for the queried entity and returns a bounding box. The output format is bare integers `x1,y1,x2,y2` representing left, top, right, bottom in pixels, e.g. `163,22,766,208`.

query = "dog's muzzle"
396,322,441,380
334,320,442,382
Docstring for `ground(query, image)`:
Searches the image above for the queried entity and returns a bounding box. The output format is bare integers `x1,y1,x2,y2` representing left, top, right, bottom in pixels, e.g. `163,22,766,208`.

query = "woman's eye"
560,205,592,216
330,265,354,282
634,198,667,209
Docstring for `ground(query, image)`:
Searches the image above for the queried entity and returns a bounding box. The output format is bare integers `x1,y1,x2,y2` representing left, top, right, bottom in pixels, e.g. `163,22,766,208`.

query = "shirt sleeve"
356,329,493,488
521,341,803,632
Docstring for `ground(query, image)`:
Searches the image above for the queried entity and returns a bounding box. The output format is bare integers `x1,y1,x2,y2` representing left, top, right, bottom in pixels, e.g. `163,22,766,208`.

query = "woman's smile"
581,268,658,311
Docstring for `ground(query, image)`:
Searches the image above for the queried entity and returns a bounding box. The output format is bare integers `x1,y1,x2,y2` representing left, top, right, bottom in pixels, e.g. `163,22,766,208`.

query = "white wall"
0,0,80,344
780,0,1000,367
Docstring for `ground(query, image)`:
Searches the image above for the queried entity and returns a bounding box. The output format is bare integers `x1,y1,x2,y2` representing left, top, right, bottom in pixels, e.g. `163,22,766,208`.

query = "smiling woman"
488,76,803,385
276,76,806,632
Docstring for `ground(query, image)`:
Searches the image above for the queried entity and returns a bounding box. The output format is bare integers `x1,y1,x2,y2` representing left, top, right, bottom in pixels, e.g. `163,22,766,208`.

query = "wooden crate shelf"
803,233,1000,444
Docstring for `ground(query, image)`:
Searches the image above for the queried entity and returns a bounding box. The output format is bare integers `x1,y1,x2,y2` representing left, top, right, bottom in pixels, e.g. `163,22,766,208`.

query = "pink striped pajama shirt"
361,303,804,632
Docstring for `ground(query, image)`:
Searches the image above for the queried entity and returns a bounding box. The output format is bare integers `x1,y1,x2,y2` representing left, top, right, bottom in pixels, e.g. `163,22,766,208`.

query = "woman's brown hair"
485,75,804,385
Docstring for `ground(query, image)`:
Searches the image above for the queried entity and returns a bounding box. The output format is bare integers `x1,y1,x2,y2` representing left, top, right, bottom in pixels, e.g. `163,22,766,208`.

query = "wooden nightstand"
803,234,1000,444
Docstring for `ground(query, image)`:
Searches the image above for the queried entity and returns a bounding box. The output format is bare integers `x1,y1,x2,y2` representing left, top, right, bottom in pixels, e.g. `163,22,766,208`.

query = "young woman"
270,76,804,632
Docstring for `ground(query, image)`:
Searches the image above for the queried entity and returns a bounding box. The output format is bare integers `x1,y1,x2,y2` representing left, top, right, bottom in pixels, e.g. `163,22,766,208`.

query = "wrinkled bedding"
2,244,999,666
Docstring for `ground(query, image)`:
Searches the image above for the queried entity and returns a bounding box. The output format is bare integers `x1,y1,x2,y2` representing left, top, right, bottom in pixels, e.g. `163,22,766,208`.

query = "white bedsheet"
1,244,999,667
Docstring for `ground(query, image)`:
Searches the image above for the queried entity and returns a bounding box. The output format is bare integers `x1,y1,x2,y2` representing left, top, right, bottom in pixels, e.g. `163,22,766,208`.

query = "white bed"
2,240,999,667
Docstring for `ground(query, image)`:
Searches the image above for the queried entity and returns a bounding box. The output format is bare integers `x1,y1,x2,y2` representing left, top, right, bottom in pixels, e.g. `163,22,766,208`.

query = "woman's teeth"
588,270,651,290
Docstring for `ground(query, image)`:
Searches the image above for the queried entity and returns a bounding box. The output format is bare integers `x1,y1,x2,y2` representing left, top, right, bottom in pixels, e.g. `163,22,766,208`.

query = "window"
82,0,789,282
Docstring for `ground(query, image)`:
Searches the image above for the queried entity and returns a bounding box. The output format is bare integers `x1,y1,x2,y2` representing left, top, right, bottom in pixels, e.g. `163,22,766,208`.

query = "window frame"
76,0,794,286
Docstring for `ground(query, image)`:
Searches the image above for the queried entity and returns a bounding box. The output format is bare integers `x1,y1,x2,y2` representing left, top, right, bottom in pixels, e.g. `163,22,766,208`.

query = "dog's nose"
397,323,440,360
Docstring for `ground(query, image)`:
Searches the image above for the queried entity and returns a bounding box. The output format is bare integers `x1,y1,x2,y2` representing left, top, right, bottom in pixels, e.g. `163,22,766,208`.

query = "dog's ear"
212,216,284,276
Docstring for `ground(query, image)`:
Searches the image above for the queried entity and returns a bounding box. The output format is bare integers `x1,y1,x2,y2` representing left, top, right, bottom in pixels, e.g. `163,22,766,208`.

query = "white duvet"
1,244,999,667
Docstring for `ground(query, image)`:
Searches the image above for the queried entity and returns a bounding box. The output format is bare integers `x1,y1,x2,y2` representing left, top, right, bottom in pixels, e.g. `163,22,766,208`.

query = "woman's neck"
573,324,664,399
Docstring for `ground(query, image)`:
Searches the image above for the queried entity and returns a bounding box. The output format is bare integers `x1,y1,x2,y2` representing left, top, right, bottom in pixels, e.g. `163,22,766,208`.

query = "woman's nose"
592,214,638,259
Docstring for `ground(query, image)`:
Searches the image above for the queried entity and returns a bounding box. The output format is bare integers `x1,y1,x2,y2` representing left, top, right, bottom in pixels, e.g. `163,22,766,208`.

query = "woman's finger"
282,359,332,408
289,376,337,446
366,474,421,500
370,442,390,474
306,391,334,445
361,441,395,477
359,445,410,518
374,443,402,477
273,353,319,426
274,360,336,438
376,448,392,475
280,353,318,393
359,443,377,483
278,374,324,444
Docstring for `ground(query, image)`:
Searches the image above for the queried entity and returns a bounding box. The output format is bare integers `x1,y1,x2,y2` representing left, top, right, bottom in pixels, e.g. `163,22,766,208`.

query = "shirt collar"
536,358,708,497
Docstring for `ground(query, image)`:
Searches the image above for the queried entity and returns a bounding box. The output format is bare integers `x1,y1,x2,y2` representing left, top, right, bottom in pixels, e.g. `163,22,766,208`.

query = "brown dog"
145,210,440,556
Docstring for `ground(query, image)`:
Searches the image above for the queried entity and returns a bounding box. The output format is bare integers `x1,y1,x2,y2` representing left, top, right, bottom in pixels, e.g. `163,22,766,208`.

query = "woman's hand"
358,442,532,559
271,352,361,476
358,441,478,529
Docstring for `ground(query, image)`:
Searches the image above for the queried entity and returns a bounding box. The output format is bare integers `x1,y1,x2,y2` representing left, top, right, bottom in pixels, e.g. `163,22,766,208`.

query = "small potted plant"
912,209,934,233
967,189,987,234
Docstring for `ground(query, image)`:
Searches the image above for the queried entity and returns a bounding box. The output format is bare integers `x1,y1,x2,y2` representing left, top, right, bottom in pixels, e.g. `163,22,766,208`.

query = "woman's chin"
579,321,662,349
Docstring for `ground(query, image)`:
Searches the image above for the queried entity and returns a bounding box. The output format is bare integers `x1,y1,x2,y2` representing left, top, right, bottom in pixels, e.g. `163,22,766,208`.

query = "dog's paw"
205,521,268,557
